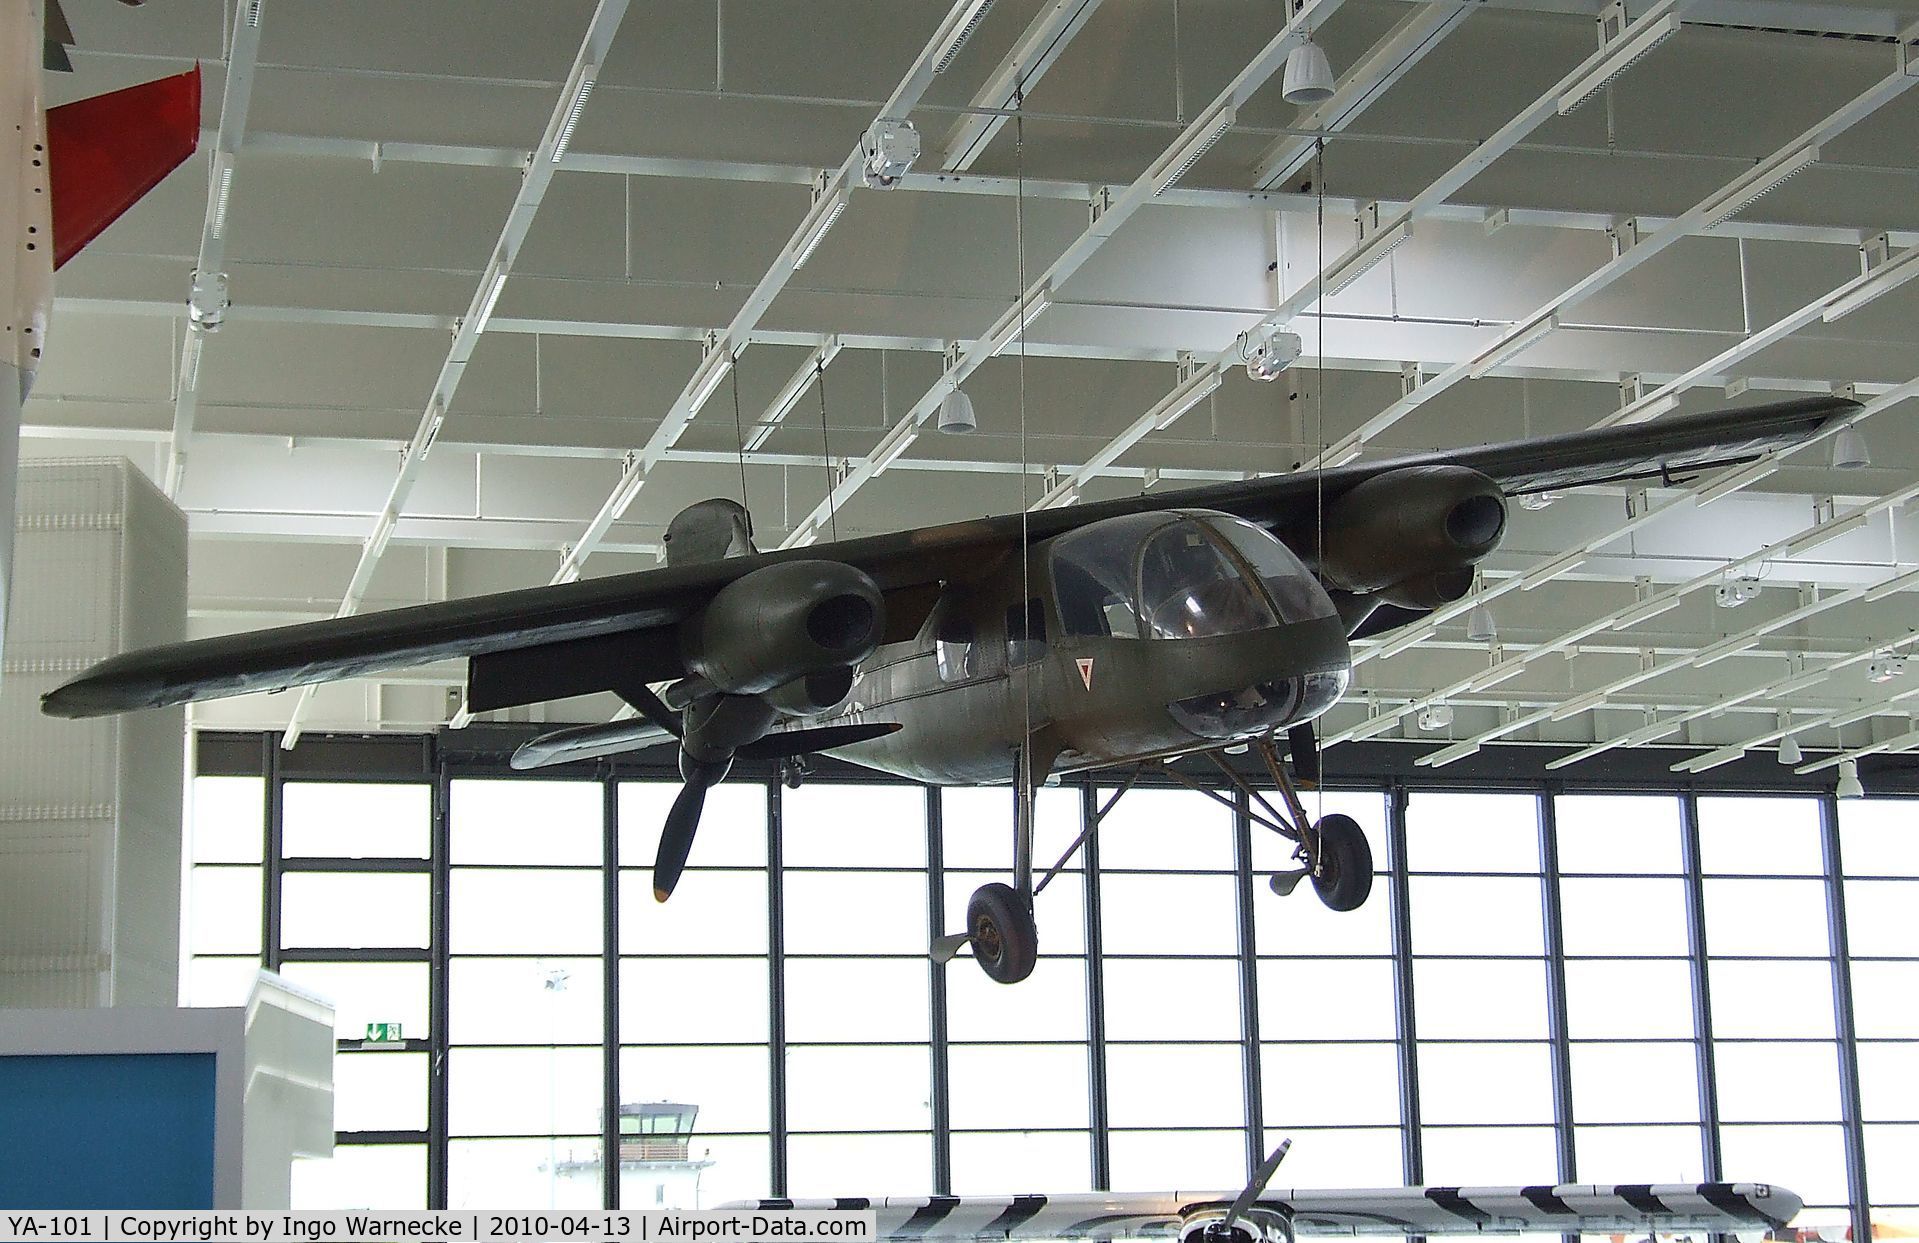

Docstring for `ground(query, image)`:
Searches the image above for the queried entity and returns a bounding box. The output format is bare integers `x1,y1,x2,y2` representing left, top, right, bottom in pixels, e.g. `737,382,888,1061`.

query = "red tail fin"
46,64,201,269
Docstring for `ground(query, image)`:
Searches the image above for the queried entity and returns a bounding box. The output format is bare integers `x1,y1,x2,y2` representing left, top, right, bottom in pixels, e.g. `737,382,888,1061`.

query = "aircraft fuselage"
822,510,1352,784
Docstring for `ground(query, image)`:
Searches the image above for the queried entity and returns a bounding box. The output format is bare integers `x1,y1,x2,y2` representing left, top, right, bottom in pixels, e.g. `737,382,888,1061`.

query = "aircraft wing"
41,395,1851,719
722,1182,1800,1238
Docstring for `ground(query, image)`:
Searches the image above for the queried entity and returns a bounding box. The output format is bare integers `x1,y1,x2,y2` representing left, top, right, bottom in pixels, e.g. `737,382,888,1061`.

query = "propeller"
655,756,729,902
1210,1139,1293,1240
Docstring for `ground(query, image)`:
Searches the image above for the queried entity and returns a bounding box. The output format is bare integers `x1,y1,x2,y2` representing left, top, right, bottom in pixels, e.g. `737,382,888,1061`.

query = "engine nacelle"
1317,465,1506,594
681,560,884,697
762,667,856,719
1375,566,1475,610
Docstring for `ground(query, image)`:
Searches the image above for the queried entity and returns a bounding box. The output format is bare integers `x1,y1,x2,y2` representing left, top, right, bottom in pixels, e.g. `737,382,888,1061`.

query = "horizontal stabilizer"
724,1182,1800,1239
47,65,201,268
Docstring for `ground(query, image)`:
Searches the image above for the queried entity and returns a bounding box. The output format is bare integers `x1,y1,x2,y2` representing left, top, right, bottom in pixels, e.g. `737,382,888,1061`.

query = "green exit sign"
364,1022,404,1043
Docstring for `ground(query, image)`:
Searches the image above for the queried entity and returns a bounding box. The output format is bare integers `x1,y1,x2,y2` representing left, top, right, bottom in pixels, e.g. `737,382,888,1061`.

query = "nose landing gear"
1157,728,1374,913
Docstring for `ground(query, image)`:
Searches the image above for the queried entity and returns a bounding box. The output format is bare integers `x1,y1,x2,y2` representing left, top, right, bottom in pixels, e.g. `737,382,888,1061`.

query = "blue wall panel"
0,1053,217,1208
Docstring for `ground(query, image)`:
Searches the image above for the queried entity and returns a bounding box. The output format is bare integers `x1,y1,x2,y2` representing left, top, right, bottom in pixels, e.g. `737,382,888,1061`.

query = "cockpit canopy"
1051,510,1336,641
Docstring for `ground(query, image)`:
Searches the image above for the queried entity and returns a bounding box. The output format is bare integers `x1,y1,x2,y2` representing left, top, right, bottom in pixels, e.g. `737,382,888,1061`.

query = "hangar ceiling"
25,0,1919,775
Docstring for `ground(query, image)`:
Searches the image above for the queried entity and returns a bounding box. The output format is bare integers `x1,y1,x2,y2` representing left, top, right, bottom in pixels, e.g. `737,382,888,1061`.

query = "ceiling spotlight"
1831,425,1870,470
1240,324,1302,382
1282,38,1336,106
938,388,977,434
1517,491,1560,511
1866,654,1907,684
861,118,920,189
1466,601,1497,643
1836,757,1865,799
1417,703,1454,731
1714,578,1762,609
1777,732,1803,765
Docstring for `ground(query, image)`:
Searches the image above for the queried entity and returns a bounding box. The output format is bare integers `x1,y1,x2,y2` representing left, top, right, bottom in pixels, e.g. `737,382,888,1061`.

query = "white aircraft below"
727,1139,1799,1242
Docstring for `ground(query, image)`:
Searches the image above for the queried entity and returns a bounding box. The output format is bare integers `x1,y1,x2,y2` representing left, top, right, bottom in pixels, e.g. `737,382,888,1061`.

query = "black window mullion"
927,785,953,1195
1387,781,1423,1186
769,778,788,1197
1233,785,1263,1180
263,733,285,971
1538,786,1578,1243
1678,791,1723,1188
603,774,620,1211
1083,781,1111,1192
1820,794,1871,1241
427,758,452,1210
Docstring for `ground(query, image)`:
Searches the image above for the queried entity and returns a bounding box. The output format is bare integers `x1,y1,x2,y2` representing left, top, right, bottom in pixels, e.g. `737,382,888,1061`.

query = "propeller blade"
1288,723,1320,786
654,780,710,902
738,721,902,761
931,931,972,963
511,718,675,770
1222,1138,1293,1230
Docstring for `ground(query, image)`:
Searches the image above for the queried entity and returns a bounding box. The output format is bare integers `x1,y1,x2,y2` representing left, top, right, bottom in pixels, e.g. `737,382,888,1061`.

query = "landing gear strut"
933,741,1049,985
1152,729,1374,913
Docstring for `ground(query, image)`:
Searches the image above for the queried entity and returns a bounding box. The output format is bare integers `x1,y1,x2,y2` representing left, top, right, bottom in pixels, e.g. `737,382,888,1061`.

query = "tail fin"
46,64,200,268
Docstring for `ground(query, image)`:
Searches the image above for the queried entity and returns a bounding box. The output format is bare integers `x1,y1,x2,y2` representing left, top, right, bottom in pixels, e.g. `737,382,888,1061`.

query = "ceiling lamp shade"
938,388,977,434
1778,732,1803,765
1465,601,1497,643
1836,757,1865,799
1282,39,1335,106
1831,425,1870,470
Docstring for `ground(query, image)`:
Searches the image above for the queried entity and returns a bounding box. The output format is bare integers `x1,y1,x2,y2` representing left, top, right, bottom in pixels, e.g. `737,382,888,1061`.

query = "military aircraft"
43,395,1852,983
4,0,201,663
724,1139,1803,1241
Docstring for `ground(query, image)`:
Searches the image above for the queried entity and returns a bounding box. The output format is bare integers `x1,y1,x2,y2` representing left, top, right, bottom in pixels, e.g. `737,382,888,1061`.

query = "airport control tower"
614,1102,716,1209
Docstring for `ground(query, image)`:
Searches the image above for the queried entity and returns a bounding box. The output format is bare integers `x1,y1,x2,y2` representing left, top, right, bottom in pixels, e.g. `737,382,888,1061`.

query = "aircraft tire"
1310,814,1373,911
967,882,1037,984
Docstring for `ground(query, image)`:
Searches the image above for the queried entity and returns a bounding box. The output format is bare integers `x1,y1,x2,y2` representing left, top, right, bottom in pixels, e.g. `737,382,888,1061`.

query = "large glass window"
1842,799,1919,1224
1699,796,1846,1226
192,744,1914,1228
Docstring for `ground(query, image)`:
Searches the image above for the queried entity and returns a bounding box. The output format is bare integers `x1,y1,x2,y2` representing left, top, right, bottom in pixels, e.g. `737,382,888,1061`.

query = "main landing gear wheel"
1309,813,1373,912
967,882,1038,984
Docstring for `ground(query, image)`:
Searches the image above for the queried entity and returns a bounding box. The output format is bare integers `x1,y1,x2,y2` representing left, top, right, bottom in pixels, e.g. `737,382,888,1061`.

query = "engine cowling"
1317,465,1506,594
1375,566,1475,609
762,667,856,718
680,560,884,697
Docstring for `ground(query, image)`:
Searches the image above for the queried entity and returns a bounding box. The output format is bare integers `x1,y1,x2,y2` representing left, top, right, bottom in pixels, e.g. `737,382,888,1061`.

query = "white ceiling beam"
162,0,267,498
279,0,634,750
1251,2,1474,191
1599,241,1919,427
777,0,1356,550
1001,0,1688,516
939,0,1107,171
1363,387,1919,762
1307,45,1919,470
209,129,1919,251
1549,635,1900,769
549,0,1049,588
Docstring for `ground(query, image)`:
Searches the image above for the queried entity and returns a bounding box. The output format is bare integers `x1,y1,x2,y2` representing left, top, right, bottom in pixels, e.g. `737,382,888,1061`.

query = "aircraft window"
1051,514,1168,638
1007,599,1048,667
1138,523,1278,640
1203,516,1337,624
936,617,976,682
